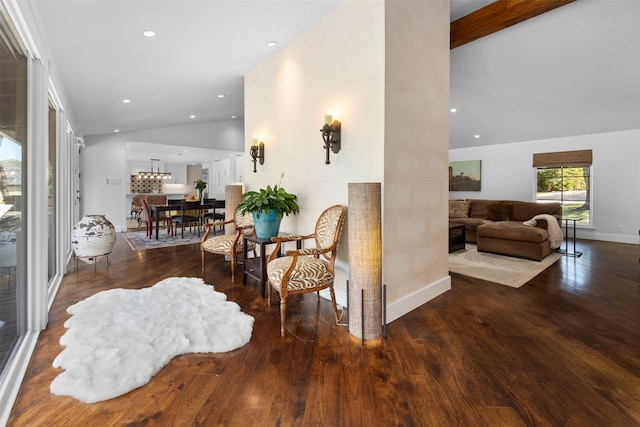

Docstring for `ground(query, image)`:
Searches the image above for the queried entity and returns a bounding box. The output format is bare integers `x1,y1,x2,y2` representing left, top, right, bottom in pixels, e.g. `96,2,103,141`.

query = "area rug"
122,230,203,251
449,244,562,288
50,277,254,403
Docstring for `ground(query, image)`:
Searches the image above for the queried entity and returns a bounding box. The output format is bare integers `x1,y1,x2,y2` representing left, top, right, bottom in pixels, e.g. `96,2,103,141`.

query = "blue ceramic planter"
253,210,282,239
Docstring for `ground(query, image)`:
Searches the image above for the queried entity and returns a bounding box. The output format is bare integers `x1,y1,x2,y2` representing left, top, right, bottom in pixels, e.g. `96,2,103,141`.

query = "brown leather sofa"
449,199,562,261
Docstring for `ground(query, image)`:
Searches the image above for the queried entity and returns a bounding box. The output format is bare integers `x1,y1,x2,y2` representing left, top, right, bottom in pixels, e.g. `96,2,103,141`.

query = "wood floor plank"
7,237,640,426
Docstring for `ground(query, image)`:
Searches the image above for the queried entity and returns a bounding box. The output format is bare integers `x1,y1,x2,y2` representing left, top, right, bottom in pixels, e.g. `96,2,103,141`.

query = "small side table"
449,224,466,253
242,233,301,297
559,218,582,257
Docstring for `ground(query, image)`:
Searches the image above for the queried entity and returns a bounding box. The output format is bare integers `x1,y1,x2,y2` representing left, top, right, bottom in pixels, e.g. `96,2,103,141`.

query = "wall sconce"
250,135,265,173
320,110,341,164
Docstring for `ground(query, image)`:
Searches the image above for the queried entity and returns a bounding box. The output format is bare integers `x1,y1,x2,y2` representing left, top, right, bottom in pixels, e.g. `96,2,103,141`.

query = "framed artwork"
449,160,481,191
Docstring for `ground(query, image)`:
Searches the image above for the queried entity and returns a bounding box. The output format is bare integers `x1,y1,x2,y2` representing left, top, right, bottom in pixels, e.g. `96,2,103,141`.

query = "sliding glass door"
0,7,27,376
48,102,57,283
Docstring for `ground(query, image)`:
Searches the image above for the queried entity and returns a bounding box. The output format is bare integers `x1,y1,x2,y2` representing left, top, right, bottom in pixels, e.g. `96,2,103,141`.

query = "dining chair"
201,207,256,282
141,199,174,239
167,198,182,217
173,200,202,238
130,195,145,222
203,198,226,231
266,205,346,337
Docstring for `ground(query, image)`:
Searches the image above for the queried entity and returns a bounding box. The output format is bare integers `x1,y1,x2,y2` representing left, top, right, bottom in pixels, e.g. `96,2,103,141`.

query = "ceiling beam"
450,0,576,49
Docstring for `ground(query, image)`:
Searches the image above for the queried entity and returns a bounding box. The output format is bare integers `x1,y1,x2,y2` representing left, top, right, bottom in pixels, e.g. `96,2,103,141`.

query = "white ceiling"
24,0,640,153
450,0,640,149
26,0,342,137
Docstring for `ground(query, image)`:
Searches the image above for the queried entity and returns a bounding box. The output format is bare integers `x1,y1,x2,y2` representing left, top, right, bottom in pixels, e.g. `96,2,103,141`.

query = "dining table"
150,202,213,240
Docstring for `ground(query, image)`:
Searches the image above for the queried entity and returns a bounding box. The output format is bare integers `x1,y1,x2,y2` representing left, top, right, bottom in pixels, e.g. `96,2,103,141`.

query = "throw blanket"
523,214,563,249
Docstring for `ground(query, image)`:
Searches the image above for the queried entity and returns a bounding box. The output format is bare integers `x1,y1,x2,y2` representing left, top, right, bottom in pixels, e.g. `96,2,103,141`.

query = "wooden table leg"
260,241,267,298
155,208,160,240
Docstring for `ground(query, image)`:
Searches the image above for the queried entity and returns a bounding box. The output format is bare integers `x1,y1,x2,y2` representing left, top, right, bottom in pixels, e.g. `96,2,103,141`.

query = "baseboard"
386,276,451,323
576,230,639,245
0,332,40,427
320,276,452,324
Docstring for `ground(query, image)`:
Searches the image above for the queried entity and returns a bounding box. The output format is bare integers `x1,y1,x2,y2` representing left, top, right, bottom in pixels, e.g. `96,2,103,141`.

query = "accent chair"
266,205,346,337
201,207,256,281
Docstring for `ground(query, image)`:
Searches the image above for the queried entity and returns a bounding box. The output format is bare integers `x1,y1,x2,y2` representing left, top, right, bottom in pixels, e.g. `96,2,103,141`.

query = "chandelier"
138,159,172,180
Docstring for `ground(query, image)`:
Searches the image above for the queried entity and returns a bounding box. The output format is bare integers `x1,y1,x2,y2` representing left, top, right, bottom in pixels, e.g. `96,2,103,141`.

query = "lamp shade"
348,182,382,340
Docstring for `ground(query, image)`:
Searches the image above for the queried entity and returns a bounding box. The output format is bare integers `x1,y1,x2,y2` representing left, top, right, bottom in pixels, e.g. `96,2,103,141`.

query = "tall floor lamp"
348,182,382,341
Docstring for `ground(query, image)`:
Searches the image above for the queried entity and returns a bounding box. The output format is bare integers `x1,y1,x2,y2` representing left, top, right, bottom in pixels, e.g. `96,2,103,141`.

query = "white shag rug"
50,277,254,403
449,244,562,288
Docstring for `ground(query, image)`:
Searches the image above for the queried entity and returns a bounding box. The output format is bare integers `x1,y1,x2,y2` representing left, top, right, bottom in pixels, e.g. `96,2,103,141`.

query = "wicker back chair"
131,195,145,220
201,207,256,281
266,205,346,336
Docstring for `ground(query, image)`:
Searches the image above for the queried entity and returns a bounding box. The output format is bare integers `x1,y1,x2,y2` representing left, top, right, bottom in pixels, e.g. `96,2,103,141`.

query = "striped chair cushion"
202,234,256,253
316,205,344,250
267,256,334,292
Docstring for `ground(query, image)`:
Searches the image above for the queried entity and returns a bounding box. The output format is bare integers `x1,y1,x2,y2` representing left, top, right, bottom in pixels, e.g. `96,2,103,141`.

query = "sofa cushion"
486,203,512,221
477,221,548,243
511,201,561,222
468,199,494,218
449,200,471,218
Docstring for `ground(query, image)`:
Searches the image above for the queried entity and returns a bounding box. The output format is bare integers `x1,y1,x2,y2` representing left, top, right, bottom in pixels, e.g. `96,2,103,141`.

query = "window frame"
534,165,593,227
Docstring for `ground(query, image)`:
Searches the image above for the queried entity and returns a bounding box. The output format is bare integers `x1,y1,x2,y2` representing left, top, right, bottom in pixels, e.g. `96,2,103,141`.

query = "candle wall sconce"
250,137,265,173
320,111,341,164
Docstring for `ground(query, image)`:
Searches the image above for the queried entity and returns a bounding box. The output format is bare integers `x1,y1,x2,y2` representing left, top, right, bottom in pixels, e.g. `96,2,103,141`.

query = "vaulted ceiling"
449,0,640,149
22,0,640,151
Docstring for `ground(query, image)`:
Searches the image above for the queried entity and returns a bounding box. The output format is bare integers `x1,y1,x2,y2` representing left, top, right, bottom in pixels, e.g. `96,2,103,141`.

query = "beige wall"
383,1,451,315
244,0,450,322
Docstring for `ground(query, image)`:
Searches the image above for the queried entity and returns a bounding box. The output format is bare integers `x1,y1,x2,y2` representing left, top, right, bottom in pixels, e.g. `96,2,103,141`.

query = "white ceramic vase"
71,215,116,264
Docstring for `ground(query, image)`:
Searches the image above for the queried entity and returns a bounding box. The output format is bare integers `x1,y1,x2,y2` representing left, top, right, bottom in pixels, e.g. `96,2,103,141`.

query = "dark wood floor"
7,235,640,426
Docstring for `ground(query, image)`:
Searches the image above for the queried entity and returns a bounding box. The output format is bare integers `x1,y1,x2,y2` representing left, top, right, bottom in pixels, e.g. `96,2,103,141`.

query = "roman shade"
532,149,593,168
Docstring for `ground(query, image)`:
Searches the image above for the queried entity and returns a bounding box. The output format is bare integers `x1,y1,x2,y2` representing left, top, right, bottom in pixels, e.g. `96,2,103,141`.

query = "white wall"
449,129,640,244
244,1,388,293
81,135,127,231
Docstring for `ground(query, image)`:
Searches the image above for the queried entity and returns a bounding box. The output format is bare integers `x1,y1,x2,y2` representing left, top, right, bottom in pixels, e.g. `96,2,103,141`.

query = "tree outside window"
536,166,591,225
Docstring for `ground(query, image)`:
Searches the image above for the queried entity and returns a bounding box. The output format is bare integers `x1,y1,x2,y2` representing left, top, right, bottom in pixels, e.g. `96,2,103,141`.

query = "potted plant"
194,179,207,202
237,174,300,238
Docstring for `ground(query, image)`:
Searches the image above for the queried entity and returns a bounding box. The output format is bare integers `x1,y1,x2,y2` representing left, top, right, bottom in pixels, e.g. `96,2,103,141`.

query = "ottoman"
476,221,551,261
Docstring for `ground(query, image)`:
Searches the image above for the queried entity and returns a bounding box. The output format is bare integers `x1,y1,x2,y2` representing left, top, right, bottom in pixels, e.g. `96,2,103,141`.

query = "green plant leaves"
237,184,300,218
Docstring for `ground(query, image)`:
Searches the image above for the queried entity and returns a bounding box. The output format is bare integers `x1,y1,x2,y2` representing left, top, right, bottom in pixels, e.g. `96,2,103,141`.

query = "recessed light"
190,114,196,119
474,134,480,138
231,115,236,119
122,99,131,103
450,108,457,113
217,94,225,98
143,30,157,38
266,41,277,47
114,129,120,133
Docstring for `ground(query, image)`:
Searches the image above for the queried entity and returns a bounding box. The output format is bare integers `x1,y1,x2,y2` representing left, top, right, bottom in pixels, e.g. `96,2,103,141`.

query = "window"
533,150,592,226
48,102,57,282
0,5,28,376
